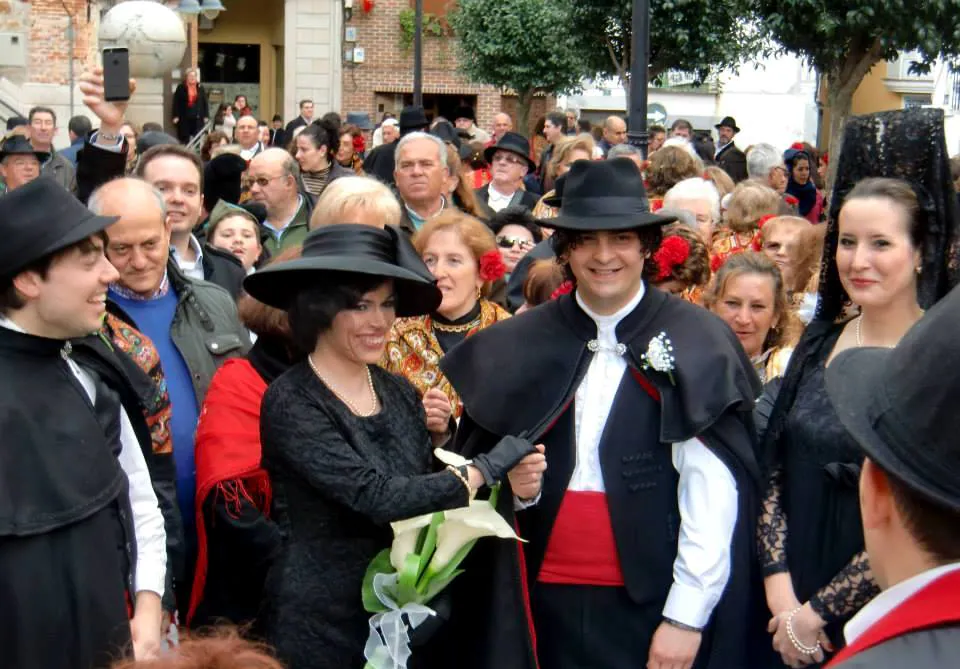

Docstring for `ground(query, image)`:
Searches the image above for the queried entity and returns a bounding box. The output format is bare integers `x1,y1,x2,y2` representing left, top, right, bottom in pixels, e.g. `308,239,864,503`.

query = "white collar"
0,315,26,334
170,234,204,268
844,561,960,645
488,183,517,201
575,282,646,343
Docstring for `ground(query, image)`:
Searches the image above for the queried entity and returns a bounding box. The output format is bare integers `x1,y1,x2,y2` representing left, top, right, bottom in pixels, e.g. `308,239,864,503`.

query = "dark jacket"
59,136,85,167
108,260,251,410
270,127,289,148
172,83,210,144
198,243,247,300
716,142,748,183
473,184,539,221
505,239,556,311
284,116,309,136
42,149,77,193
75,135,130,203
363,141,398,186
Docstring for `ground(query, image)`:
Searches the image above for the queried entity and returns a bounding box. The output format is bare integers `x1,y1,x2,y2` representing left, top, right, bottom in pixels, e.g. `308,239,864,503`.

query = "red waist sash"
538,491,624,587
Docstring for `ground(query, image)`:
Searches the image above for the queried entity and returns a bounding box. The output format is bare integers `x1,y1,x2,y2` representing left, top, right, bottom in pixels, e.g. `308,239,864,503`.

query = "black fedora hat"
243,224,442,316
0,134,48,162
0,177,119,277
714,116,740,133
826,284,960,512
484,131,536,172
541,159,676,231
399,105,430,134
453,105,476,123
541,172,567,208
203,152,248,212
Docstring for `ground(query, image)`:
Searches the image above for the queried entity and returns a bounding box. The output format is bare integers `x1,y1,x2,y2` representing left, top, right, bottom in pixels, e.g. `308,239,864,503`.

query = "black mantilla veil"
762,107,960,471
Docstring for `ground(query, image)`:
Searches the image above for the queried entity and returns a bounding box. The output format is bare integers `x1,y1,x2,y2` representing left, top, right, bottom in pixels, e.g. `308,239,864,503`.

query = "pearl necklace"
855,314,919,349
307,354,379,417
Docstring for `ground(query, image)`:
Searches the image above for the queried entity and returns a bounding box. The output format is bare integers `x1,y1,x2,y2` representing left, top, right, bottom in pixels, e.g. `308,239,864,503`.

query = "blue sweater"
109,287,200,544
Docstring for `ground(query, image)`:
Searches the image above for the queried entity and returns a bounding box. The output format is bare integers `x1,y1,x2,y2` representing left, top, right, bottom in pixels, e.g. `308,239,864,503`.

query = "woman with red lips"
383,210,511,434
244,223,539,668
755,176,945,669
206,200,264,273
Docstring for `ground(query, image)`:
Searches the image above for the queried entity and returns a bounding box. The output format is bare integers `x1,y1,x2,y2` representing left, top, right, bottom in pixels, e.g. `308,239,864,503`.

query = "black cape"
435,289,766,669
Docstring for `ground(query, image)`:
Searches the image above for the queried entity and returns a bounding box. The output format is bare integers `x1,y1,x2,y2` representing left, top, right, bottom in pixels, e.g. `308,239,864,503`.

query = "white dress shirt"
572,286,739,629
487,184,517,213
0,317,167,597
844,561,960,645
240,142,263,161
170,234,205,281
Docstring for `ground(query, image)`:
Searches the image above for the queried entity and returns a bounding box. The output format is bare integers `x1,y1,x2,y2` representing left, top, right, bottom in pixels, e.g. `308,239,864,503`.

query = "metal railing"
185,117,215,153
950,67,960,112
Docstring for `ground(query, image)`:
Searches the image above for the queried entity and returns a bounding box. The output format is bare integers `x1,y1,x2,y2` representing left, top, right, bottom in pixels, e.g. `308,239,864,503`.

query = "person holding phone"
172,69,210,145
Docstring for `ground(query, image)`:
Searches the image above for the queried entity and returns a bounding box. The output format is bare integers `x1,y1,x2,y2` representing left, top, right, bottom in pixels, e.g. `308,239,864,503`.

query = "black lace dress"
259,363,470,669
758,326,879,666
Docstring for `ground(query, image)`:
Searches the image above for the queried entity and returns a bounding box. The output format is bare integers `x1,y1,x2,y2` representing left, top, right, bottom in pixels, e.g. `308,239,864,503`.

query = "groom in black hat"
715,116,747,183
438,159,763,669
0,177,167,666
824,284,960,668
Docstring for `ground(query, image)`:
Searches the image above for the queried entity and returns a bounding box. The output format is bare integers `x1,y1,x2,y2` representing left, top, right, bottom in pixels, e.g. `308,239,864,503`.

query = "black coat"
505,239,555,311
716,142,748,183
473,184,539,221
284,116,309,136
437,289,766,669
363,141,398,186
172,83,210,144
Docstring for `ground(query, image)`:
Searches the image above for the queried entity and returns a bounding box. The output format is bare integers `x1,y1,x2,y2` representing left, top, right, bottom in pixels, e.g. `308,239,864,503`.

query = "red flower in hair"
479,250,507,283
710,254,725,273
785,195,799,206
653,236,691,282
551,280,574,300
757,214,775,229
651,199,664,212
790,142,805,151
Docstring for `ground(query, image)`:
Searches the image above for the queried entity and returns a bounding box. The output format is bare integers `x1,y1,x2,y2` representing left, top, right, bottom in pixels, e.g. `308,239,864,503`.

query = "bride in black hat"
243,224,537,669
756,108,960,668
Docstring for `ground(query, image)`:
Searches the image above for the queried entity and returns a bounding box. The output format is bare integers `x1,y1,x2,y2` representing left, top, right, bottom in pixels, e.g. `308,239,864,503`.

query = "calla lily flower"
389,512,434,572
427,500,523,573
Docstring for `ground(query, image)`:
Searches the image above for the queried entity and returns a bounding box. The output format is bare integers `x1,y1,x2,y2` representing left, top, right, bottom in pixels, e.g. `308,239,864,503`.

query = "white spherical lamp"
99,1,188,79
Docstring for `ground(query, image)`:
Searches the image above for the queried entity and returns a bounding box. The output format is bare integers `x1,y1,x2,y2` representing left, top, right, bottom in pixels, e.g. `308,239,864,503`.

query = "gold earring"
476,287,482,300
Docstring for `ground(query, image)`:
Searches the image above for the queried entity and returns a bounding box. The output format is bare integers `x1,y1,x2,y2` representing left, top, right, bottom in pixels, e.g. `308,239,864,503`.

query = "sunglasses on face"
496,236,534,251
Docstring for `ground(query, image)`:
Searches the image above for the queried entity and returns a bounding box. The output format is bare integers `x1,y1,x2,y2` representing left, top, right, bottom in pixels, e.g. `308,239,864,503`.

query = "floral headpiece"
479,250,506,282
550,280,574,300
790,141,805,151
653,236,691,282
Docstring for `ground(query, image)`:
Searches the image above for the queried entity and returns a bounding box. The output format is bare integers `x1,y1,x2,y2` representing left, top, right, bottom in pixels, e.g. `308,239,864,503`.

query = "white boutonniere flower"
641,331,676,384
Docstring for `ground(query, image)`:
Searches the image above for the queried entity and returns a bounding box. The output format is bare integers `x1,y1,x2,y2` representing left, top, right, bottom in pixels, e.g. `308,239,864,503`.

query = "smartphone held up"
103,47,131,102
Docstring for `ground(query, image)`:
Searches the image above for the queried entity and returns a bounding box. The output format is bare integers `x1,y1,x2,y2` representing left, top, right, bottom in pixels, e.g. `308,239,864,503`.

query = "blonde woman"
532,135,595,219
711,181,781,270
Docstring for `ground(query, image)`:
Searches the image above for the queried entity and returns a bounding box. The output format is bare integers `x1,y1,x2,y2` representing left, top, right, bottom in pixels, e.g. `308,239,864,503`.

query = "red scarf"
186,81,198,107
828,568,960,666
187,358,272,623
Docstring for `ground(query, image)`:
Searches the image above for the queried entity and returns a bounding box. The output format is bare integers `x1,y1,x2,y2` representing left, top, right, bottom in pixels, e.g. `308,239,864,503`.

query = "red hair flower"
653,236,690,282
651,199,664,212
790,142,805,151
710,254,725,273
551,280,574,300
757,214,775,229
479,250,507,282
785,195,799,206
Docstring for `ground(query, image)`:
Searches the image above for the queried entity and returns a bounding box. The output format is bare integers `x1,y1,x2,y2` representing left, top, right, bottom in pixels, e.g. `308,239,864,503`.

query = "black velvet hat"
0,134,48,162
826,283,960,512
399,105,430,134
243,224,441,316
453,106,476,123
714,116,740,133
203,152,248,212
541,159,676,231
0,177,118,277
484,131,536,173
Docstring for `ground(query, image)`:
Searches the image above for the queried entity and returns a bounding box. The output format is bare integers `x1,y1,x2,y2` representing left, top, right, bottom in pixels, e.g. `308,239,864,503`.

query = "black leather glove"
472,436,538,487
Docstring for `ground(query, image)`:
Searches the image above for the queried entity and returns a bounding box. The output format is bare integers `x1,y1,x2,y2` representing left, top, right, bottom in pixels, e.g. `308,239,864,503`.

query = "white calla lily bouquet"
361,450,524,669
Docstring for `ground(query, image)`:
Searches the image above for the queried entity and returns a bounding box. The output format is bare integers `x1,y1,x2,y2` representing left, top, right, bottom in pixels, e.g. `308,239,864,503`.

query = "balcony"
883,52,936,95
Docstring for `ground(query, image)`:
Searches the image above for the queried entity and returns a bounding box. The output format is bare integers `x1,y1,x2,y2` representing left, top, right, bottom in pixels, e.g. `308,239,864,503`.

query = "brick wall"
27,0,96,85
341,0,504,135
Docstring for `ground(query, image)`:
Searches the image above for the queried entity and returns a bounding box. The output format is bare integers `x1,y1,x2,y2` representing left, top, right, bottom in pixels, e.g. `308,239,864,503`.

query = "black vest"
519,369,680,605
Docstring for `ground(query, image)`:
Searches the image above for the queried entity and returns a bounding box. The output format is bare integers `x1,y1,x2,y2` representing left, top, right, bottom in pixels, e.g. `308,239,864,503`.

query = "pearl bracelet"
785,607,822,656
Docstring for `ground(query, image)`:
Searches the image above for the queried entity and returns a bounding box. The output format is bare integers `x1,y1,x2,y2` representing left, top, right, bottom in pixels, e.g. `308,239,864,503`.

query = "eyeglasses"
496,236,534,251
492,152,525,166
249,174,288,188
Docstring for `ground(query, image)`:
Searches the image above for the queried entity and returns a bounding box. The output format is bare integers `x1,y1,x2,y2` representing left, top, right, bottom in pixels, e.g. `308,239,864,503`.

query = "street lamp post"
413,0,423,107
627,0,650,157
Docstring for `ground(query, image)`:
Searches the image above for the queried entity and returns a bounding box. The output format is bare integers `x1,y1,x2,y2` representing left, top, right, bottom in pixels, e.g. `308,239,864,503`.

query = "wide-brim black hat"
399,105,430,134
0,177,119,277
453,105,476,123
243,224,442,316
484,131,536,172
0,134,49,162
541,173,567,208
541,159,676,231
826,283,960,512
714,116,740,133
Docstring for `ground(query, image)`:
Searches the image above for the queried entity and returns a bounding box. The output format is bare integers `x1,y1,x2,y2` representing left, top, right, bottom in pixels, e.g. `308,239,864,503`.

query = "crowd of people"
1,63,960,669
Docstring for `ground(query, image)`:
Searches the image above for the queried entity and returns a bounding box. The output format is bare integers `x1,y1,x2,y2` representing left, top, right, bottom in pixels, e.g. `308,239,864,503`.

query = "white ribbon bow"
363,573,436,669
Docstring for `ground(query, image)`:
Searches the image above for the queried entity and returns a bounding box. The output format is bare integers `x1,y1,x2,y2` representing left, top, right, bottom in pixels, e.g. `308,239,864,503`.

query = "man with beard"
714,116,747,183
439,159,763,669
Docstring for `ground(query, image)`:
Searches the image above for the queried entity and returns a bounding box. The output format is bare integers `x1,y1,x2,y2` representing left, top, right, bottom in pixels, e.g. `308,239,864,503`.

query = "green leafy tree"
753,0,960,185
449,0,588,132
562,0,762,97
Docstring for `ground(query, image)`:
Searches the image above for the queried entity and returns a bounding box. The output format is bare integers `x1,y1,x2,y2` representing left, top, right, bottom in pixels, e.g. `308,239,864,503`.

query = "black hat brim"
32,211,119,272
826,347,960,512
0,149,49,161
243,257,442,317
540,211,677,231
483,145,536,173
714,122,740,133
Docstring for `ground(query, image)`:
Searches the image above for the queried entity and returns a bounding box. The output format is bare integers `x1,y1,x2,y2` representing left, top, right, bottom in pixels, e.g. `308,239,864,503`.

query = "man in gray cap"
825,284,960,668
